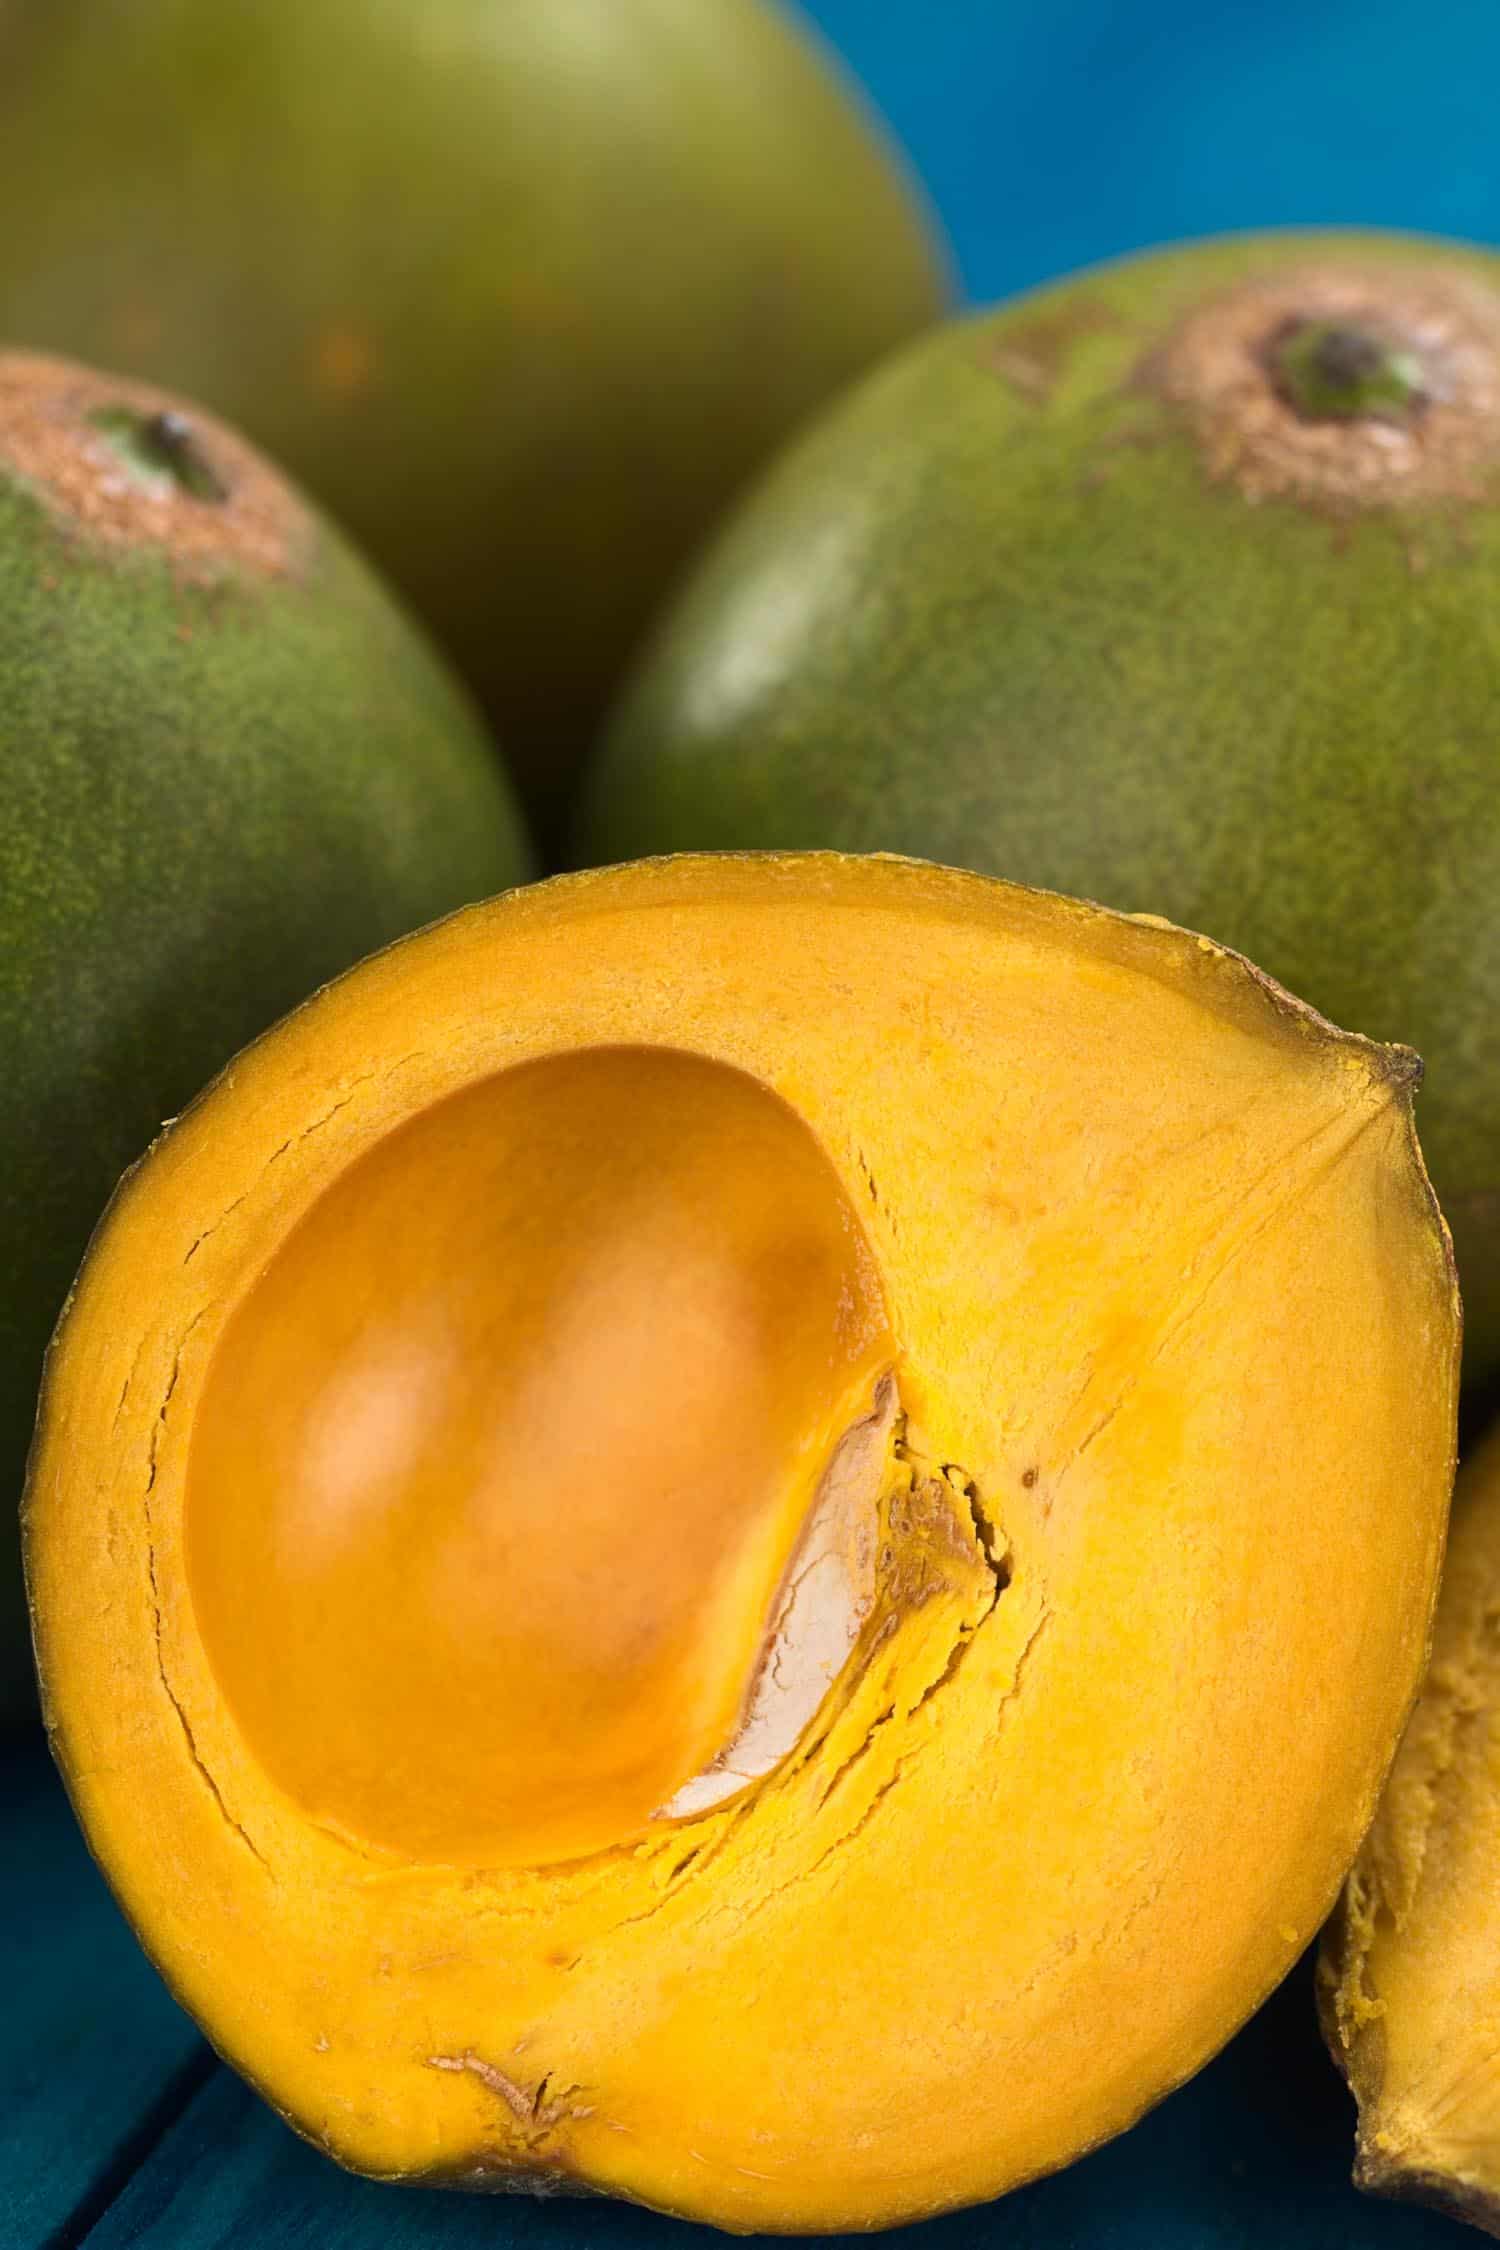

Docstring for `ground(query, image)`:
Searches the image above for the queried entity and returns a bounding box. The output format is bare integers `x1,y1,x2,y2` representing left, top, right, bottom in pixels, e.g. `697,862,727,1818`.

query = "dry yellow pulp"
1323,1418,1500,2229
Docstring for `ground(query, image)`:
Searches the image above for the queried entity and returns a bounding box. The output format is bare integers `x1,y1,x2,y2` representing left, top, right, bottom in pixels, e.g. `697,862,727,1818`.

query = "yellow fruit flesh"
186,1046,892,1865
1322,1420,1500,2230
26,855,1457,2232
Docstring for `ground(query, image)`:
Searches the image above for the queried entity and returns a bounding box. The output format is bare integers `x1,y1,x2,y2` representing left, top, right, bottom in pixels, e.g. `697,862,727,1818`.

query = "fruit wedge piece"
1323,1416,1500,2235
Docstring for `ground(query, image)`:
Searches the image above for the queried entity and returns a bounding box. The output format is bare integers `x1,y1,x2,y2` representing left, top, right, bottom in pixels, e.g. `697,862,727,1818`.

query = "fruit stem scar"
89,404,229,502
1262,316,1428,427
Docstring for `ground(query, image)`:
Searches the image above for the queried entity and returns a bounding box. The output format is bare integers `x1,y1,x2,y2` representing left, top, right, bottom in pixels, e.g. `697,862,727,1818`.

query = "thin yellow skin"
27,854,1458,2233
1322,1419,1500,2233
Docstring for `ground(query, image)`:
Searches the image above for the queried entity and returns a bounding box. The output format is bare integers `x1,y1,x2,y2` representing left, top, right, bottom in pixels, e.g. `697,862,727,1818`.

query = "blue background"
7,7,1493,2249
801,0,1499,307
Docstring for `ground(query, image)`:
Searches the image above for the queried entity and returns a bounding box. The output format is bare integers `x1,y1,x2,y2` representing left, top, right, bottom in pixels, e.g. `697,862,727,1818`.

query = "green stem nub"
1264,317,1428,426
90,406,228,503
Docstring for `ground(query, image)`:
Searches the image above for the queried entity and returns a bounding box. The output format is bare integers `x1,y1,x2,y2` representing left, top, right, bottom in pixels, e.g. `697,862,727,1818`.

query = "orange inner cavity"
185,1046,893,1866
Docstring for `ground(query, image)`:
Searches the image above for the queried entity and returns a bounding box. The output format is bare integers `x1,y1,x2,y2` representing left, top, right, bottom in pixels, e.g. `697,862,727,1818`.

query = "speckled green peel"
0,0,949,845
577,229,1500,1384
1,354,532,1727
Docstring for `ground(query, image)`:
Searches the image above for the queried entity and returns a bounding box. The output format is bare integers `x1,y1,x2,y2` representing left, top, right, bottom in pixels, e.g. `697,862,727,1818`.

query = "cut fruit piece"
1321,1418,1500,2235
27,853,1458,2233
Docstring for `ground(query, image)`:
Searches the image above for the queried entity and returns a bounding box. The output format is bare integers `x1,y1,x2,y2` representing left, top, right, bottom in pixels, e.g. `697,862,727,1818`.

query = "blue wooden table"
11,2,1500,2243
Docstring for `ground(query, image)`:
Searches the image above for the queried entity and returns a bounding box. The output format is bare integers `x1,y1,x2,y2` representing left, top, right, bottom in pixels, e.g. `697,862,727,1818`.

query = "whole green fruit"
1,351,531,1726
0,0,949,845
578,230,1500,1383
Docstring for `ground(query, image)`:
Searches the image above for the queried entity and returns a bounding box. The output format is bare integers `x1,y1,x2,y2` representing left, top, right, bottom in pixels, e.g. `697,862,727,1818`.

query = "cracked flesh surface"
185,1046,894,1866
26,856,1457,2231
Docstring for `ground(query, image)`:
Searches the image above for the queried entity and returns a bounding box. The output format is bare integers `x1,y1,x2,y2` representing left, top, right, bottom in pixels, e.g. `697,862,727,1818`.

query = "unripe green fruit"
0,0,949,843
1,352,531,1725
579,231,1500,1384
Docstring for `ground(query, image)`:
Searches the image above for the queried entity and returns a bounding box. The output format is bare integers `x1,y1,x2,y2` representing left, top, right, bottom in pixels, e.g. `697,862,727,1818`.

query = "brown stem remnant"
0,352,307,578
1143,263,1500,507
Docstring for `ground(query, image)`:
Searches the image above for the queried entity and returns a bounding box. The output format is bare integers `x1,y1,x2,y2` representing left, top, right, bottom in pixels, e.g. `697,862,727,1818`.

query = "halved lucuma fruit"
27,853,1457,2233
1321,1418,1500,2234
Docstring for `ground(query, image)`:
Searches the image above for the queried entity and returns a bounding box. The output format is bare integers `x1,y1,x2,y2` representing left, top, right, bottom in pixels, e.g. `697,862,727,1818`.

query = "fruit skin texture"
26,851,1457,2231
0,352,531,1729
577,228,1500,1382
0,0,949,842
1321,1415,1500,2236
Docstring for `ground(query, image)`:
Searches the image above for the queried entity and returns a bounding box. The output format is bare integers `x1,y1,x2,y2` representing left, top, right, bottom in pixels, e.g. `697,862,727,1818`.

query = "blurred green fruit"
0,0,950,842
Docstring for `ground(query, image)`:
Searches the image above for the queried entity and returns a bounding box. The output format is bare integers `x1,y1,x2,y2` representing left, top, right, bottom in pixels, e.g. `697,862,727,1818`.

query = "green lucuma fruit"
1,350,531,1727
0,0,949,846
578,230,1500,1386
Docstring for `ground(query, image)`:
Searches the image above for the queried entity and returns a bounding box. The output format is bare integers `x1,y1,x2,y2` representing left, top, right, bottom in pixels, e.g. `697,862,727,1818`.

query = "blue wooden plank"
85,1957,1456,2250
0,1739,209,2250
